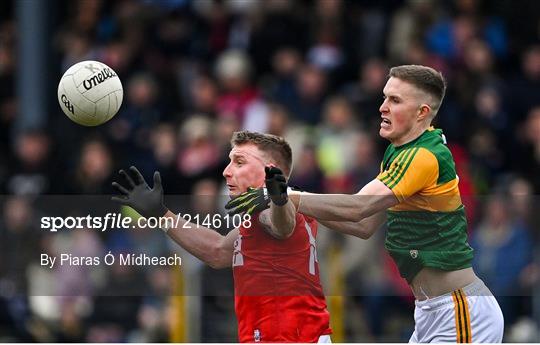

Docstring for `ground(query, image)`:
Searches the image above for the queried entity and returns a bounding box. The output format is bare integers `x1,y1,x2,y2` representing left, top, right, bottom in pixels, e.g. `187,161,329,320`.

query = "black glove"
225,167,289,215
225,187,270,216
111,166,168,218
265,166,288,206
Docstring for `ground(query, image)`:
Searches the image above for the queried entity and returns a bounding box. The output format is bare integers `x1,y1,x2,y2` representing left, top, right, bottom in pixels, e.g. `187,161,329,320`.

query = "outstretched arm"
289,179,398,222
111,166,235,269
164,210,237,269
257,167,296,239
291,147,441,222
318,211,387,239
258,201,296,239
225,174,398,224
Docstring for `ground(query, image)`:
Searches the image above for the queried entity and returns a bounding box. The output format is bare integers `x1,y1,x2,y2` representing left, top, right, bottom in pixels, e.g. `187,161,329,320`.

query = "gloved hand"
225,187,270,216
225,166,289,215
264,166,288,206
111,166,168,218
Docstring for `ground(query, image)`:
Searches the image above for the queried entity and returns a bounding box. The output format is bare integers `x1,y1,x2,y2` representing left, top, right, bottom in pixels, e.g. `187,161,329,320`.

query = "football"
57,60,123,126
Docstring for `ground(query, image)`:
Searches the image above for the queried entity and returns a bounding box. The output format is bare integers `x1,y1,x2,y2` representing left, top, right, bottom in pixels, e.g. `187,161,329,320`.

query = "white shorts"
317,334,332,343
409,279,504,343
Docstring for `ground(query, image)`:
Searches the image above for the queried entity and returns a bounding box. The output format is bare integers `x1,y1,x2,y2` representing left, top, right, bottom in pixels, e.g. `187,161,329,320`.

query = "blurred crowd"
1,0,540,342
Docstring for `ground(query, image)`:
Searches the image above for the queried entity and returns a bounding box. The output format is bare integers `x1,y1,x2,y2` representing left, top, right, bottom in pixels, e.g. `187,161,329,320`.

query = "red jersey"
232,212,332,343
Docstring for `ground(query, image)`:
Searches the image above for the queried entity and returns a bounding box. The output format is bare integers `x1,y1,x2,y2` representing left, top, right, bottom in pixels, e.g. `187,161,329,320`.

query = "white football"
57,60,123,126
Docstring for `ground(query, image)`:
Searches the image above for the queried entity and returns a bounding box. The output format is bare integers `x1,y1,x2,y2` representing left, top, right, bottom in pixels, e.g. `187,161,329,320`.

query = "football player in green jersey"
227,65,504,343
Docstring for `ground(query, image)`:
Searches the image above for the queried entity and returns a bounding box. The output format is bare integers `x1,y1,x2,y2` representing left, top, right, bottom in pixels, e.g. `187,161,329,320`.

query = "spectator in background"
214,115,240,156
401,40,449,75
188,75,219,118
387,0,442,63
506,177,536,234
0,20,16,164
108,73,162,157
148,124,181,194
176,116,221,193
507,45,540,126
68,139,114,194
52,228,104,341
53,228,104,297
472,85,509,138
0,197,40,294
454,39,498,110
129,296,168,343
512,107,540,193
288,145,324,193
87,262,146,342
5,131,54,195
266,46,302,112
247,0,307,75
0,197,42,340
348,132,380,190
100,39,135,77
425,0,507,61
215,50,259,123
341,58,388,132
316,96,361,191
264,103,289,137
244,102,310,169
282,64,327,125
306,1,345,74
465,84,508,190
58,32,95,73
437,39,499,145
471,194,533,328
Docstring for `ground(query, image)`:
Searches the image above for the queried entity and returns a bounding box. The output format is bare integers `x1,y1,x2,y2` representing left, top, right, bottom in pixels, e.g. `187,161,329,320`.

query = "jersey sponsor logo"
254,329,261,342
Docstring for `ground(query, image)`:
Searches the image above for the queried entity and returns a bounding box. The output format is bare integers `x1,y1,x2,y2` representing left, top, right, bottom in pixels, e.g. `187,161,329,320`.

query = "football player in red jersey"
112,131,332,343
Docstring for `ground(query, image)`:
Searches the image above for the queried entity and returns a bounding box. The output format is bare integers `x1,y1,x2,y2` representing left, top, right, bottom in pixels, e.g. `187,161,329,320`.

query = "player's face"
379,77,424,145
223,143,267,196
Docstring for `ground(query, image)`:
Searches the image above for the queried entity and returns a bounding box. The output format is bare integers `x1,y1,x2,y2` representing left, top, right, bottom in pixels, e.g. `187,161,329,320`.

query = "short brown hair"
389,65,447,112
231,131,292,175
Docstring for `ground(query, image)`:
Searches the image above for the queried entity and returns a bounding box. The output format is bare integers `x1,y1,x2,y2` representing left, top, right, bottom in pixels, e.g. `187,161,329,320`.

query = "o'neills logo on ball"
83,67,117,91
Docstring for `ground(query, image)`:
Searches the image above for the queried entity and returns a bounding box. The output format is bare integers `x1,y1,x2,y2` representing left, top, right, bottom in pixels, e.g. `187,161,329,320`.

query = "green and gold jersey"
376,127,473,283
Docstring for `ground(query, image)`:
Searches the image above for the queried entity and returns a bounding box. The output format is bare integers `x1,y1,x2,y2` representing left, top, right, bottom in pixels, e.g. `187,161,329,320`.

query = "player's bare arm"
226,175,397,224
317,211,387,239
289,179,398,222
164,210,237,269
111,166,236,269
258,166,296,239
258,201,296,239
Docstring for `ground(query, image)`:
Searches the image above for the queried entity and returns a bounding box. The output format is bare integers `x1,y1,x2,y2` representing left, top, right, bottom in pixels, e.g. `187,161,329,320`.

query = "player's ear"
417,104,431,121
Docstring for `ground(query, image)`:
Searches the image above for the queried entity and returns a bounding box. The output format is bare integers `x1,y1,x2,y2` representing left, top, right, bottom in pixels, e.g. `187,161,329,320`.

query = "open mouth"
381,118,391,128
